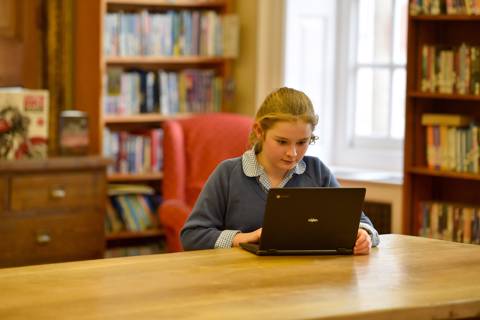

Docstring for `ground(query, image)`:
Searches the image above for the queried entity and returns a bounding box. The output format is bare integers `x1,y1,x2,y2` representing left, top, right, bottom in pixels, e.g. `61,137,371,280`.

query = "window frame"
331,0,405,171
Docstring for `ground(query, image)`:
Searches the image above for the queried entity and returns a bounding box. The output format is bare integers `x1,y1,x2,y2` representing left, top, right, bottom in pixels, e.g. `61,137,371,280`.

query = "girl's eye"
277,140,287,145
297,141,308,146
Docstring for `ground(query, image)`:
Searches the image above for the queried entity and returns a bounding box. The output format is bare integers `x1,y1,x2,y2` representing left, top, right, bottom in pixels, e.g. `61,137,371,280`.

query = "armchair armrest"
158,199,191,252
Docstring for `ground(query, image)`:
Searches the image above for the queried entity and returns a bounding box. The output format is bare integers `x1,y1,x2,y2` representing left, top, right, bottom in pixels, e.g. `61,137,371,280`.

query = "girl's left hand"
354,228,372,255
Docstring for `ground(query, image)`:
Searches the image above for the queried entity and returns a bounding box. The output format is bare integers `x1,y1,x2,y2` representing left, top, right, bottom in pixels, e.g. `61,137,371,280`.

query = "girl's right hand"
232,228,262,247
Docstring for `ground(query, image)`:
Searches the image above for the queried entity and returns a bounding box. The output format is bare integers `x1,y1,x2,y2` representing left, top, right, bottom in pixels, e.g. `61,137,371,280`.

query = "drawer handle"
36,233,51,244
50,187,66,199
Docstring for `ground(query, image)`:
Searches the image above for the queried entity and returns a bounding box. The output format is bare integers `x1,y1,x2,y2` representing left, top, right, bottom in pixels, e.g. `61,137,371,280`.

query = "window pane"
357,0,393,64
391,68,406,139
393,0,408,65
354,68,372,136
355,68,390,137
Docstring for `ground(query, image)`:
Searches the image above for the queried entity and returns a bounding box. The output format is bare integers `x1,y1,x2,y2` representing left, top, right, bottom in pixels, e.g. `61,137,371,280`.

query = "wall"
233,0,285,116
337,177,403,234
233,0,258,116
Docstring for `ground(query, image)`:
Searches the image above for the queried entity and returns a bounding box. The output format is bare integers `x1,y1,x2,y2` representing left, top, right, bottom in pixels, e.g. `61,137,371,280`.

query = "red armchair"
159,113,253,252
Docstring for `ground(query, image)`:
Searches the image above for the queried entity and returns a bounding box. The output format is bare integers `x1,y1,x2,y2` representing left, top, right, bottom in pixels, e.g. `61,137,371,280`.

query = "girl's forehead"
269,120,312,131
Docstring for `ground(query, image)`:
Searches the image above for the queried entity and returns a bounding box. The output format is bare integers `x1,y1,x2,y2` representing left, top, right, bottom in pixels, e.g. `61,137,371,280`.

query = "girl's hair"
249,87,319,152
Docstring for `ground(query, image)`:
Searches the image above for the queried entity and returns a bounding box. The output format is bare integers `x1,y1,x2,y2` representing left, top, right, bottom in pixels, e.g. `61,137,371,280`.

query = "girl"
181,87,379,254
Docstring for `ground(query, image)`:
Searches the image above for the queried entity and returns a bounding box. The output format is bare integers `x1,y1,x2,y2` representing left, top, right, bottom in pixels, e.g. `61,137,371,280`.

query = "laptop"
240,187,366,255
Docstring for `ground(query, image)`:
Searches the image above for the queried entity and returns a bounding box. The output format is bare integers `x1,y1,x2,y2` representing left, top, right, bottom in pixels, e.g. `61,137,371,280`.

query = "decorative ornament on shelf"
58,110,89,156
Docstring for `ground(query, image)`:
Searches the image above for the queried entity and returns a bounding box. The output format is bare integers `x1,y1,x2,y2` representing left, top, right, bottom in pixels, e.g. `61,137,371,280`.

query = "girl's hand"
232,228,262,247
354,228,372,255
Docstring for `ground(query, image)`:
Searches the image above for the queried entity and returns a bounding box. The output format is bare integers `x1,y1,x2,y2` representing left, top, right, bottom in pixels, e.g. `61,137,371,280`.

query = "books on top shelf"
106,184,162,234
421,113,479,172
410,0,480,15
0,88,49,160
419,201,480,244
104,10,239,58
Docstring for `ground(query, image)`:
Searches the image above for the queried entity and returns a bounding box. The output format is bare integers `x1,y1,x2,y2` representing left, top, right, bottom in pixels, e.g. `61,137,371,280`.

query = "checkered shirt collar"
241,147,306,178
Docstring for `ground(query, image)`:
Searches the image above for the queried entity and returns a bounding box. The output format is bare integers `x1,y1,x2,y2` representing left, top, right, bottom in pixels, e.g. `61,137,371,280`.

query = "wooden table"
1,234,479,319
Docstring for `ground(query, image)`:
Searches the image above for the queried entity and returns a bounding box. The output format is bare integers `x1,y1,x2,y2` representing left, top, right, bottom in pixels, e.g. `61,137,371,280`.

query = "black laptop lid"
259,188,365,251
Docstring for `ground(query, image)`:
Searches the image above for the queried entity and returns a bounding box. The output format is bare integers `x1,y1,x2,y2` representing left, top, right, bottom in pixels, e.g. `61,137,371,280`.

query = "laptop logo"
307,218,319,223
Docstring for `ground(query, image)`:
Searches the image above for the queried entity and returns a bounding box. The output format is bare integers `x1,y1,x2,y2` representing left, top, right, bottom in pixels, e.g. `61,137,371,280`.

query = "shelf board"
408,91,480,101
105,56,231,66
106,0,227,9
408,166,480,181
106,228,165,241
108,172,164,181
411,14,480,21
103,113,190,124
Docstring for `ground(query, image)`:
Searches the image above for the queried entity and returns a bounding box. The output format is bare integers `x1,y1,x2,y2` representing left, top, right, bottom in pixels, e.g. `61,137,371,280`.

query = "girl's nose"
286,145,297,157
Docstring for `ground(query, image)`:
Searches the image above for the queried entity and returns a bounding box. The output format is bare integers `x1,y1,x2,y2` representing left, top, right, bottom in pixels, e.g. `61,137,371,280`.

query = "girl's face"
256,120,312,176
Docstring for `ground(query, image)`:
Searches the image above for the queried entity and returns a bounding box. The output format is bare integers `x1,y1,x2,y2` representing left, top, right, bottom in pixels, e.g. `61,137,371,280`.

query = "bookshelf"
404,3,480,243
74,0,236,253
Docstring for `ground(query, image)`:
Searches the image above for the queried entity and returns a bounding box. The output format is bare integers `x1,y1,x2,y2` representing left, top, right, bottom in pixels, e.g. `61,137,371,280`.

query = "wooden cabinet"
403,6,480,240
74,0,236,249
0,157,109,267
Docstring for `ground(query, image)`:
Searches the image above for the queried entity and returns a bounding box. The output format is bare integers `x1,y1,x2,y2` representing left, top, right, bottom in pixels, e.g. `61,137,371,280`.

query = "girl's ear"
253,122,263,139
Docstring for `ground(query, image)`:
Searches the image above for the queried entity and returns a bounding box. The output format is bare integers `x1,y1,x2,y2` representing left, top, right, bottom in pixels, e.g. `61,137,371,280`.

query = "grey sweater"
180,155,379,250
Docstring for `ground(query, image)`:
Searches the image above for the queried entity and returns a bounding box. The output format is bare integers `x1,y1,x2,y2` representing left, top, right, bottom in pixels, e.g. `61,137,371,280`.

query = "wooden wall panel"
0,0,22,86
0,0,43,88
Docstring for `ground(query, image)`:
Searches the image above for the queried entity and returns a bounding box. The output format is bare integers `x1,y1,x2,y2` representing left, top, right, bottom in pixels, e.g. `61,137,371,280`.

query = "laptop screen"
258,187,365,252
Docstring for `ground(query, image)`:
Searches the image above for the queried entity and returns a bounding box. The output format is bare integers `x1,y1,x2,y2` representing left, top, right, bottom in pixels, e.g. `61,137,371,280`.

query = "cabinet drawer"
0,211,104,267
10,172,102,212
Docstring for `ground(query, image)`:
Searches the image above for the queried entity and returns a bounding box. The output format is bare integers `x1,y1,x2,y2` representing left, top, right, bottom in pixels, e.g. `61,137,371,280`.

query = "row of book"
104,68,223,115
103,128,164,174
104,10,238,57
410,0,480,15
422,113,479,173
420,44,480,95
105,243,165,258
419,201,480,244
105,184,161,233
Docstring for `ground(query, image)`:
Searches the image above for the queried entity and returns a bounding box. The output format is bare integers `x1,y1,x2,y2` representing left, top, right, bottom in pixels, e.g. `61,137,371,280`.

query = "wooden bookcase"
74,0,235,252
403,11,480,238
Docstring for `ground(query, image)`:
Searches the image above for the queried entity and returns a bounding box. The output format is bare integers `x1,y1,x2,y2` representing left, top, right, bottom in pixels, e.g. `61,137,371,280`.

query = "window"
283,0,336,163
334,0,408,171
353,0,407,141
284,0,408,171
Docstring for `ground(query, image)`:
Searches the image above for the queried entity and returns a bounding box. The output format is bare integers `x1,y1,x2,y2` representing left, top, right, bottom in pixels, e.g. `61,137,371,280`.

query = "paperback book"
0,88,49,159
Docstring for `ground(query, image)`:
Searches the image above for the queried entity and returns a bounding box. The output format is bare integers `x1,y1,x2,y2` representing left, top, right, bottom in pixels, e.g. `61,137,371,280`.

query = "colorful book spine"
419,201,480,244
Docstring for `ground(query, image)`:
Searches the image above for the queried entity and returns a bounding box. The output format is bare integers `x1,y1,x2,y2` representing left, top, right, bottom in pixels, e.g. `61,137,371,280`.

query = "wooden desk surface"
1,234,479,320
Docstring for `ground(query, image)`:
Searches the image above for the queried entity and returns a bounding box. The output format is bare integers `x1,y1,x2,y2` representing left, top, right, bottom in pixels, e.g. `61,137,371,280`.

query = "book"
0,88,49,159
108,183,155,196
421,113,472,127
